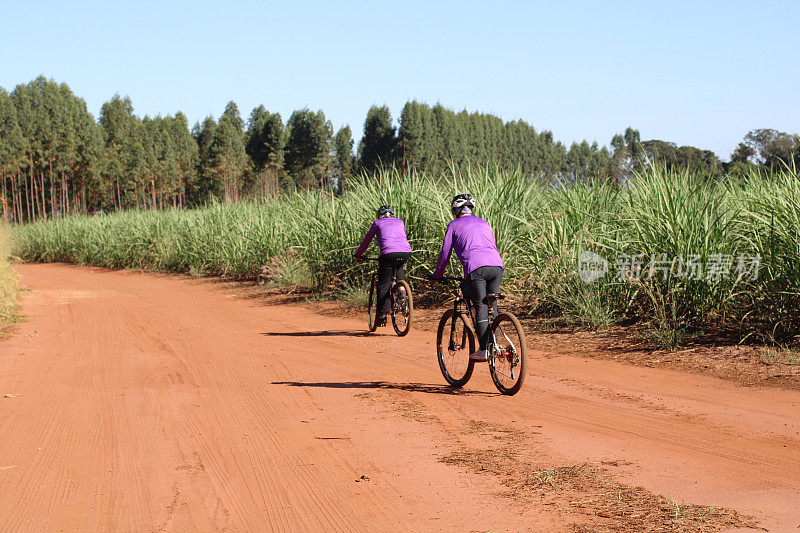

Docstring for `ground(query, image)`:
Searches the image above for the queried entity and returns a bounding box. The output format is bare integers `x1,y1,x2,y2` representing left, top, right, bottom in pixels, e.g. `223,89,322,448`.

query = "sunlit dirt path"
0,264,798,531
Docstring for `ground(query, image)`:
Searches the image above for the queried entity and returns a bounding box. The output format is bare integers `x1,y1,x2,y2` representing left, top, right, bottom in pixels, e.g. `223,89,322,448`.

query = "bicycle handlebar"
424,271,464,282
355,252,415,261
357,259,462,282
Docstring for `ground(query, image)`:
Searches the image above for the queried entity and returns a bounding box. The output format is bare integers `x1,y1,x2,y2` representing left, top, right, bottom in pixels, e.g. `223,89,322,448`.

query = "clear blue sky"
2,0,798,160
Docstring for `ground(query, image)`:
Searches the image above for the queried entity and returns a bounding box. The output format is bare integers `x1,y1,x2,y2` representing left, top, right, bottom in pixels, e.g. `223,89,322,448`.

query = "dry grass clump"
441,447,759,532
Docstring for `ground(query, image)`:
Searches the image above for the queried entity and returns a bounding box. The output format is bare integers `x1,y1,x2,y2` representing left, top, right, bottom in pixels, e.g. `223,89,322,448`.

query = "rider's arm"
354,222,377,257
431,224,454,278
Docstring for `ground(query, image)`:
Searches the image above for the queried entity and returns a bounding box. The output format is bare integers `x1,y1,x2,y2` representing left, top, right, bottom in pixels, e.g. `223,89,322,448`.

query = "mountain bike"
359,256,413,336
434,275,527,395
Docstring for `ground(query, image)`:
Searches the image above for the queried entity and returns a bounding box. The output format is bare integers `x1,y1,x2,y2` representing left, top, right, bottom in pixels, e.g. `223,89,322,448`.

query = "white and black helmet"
451,193,475,213
376,205,394,218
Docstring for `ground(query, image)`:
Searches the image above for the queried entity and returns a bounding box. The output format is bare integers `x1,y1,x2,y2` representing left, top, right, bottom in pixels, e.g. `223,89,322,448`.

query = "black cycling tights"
463,266,503,350
377,252,411,316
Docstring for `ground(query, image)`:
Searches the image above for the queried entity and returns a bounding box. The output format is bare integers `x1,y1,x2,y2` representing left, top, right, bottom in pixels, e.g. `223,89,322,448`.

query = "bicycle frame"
439,276,502,355
439,276,477,350
446,282,470,351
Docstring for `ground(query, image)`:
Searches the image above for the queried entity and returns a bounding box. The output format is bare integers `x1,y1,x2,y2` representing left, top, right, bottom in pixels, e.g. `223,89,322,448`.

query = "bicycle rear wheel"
436,309,475,388
391,280,413,336
488,312,527,395
367,275,378,332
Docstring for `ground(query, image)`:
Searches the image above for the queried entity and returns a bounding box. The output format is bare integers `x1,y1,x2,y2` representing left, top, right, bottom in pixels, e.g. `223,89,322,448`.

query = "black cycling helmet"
376,205,394,218
451,193,475,214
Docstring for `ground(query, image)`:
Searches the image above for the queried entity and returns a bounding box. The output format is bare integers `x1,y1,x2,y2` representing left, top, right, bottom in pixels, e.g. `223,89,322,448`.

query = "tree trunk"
31,169,37,221
16,172,22,223
27,159,34,221
2,170,7,223
116,176,122,211
25,168,29,221
81,174,87,214
49,165,56,218
32,169,40,220
62,172,68,215
13,172,21,224
40,170,47,219
10,172,16,223
16,172,23,223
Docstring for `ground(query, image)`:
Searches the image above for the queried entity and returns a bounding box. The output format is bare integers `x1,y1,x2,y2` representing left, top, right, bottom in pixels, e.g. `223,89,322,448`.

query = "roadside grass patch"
0,225,20,331
258,248,313,289
336,285,369,308
759,346,800,366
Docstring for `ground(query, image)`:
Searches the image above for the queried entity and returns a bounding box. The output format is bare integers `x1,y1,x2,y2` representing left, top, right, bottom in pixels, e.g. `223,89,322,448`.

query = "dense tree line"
0,76,796,223
355,104,796,184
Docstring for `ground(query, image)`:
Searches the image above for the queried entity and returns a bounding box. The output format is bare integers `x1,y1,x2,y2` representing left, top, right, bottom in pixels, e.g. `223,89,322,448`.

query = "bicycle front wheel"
391,280,413,336
367,275,378,332
488,312,527,395
436,309,475,388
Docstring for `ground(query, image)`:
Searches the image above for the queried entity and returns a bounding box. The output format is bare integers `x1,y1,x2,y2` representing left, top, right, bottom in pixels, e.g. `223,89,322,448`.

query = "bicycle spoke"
391,280,413,336
488,313,527,395
437,310,474,387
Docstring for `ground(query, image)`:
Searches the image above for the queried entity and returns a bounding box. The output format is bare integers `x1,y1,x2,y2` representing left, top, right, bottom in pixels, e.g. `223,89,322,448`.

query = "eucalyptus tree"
169,112,198,208
0,88,27,221
99,94,148,210
191,116,218,203
333,125,355,194
246,105,284,197
209,105,249,201
8,77,99,219
358,105,397,174
284,109,333,189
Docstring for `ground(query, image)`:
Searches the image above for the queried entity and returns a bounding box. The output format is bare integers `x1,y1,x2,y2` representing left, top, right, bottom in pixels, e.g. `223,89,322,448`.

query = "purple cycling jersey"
432,215,503,278
355,217,413,256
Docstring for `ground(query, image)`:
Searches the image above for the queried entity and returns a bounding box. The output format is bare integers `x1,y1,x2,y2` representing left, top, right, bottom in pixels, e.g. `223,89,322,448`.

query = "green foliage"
245,106,285,199
0,88,27,174
396,101,575,180
9,77,102,219
333,126,355,194
565,140,611,184
284,109,333,189
358,105,396,173
246,106,284,172
14,165,800,344
191,116,218,202
209,105,250,201
0,224,19,328
741,128,799,169
641,140,722,177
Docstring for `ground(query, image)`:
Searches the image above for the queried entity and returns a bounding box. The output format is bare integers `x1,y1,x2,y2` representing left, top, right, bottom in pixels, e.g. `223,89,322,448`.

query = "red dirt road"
0,264,798,531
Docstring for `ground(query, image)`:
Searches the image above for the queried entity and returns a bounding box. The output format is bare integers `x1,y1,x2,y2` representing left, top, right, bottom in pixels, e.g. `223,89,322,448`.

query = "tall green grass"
0,225,20,328
13,166,800,344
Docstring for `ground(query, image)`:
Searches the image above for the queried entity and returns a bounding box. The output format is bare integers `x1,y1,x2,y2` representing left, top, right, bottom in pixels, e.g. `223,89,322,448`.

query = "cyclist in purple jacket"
430,194,503,361
355,205,413,326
